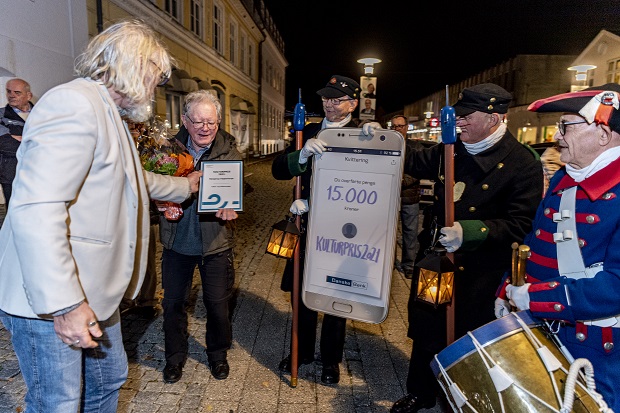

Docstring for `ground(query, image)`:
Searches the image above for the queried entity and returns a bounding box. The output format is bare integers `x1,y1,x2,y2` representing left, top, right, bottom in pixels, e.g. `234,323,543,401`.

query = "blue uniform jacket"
498,157,620,411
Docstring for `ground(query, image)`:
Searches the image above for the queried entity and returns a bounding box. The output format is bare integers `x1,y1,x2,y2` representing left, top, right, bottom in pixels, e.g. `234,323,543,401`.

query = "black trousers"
162,248,235,365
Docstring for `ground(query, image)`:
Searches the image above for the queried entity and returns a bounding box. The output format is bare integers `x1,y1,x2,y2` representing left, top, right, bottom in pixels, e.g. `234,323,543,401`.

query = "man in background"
0,78,33,206
390,115,423,279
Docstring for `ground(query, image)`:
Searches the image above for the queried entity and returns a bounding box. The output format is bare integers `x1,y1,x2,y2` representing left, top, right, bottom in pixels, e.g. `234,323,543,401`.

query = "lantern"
265,216,301,259
415,246,455,307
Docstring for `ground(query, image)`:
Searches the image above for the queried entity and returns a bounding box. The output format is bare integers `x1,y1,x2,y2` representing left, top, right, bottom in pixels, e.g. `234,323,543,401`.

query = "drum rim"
430,311,541,377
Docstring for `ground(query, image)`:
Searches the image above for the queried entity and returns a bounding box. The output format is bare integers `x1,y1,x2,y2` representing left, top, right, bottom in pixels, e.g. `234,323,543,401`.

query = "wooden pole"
290,89,305,387
441,85,457,345
444,144,455,345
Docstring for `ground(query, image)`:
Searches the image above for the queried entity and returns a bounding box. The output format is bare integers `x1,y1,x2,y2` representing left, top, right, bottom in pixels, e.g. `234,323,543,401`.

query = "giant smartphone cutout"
302,128,404,324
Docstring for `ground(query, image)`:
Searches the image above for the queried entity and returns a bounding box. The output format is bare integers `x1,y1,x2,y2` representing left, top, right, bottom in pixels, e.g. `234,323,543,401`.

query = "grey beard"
119,102,151,123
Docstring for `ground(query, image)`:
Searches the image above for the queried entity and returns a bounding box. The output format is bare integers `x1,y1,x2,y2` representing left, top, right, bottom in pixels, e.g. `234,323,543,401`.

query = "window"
606,58,620,84
213,2,224,55
166,92,183,132
248,43,254,78
165,0,182,21
229,20,238,66
239,32,247,73
190,0,203,38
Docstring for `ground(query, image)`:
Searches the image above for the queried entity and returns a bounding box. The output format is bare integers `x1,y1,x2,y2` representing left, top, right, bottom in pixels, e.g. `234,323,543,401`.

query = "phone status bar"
325,147,401,156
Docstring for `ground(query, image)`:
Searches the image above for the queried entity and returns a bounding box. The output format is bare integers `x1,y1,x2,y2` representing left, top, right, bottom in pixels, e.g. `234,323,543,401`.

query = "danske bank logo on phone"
326,276,368,290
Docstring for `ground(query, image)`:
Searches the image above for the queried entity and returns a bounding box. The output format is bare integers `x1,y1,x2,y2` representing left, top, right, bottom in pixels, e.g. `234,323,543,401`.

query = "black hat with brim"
452,83,512,116
316,75,361,99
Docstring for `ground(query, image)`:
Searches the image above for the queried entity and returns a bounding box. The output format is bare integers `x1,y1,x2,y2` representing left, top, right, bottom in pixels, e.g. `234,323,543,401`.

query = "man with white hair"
0,20,202,412
499,83,620,412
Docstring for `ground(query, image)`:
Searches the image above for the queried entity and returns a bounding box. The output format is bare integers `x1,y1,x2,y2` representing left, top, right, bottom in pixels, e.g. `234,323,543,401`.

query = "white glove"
505,283,531,311
362,122,382,137
438,222,463,253
290,199,309,215
299,138,326,164
494,298,512,318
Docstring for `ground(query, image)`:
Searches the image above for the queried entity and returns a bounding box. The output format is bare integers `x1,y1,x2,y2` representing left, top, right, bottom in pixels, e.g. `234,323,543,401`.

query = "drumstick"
514,245,530,287
511,242,519,284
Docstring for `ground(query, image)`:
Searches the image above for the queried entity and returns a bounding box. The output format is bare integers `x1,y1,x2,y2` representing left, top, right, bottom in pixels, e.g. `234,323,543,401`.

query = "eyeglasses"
185,114,218,130
321,97,353,106
391,124,407,129
556,119,588,136
149,60,171,86
456,113,477,123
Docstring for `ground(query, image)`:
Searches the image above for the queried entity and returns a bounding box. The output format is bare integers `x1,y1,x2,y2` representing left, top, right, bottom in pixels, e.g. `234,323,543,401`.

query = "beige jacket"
0,78,190,320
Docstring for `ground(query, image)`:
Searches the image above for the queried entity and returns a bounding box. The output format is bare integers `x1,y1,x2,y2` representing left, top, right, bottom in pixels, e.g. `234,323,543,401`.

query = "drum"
430,311,602,413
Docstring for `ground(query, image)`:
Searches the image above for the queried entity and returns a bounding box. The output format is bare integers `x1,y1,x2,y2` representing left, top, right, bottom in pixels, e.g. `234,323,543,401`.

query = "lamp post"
357,57,381,121
357,57,382,76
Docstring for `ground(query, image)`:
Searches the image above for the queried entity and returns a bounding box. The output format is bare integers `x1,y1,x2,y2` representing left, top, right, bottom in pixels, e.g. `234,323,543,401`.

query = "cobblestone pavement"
0,156,447,413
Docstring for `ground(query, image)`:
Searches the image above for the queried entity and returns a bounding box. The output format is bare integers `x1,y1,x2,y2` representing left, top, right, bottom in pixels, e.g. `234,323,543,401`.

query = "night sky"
262,0,620,116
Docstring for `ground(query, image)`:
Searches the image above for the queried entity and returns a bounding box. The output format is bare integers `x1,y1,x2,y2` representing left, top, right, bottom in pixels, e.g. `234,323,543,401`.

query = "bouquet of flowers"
134,118,194,220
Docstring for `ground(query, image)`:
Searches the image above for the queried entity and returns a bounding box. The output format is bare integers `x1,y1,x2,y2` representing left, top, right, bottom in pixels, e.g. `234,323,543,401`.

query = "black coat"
404,131,543,350
0,104,30,184
401,139,424,205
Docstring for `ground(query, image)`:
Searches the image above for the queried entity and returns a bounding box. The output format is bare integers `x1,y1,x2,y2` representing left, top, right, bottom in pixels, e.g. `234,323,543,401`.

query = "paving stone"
0,157,443,413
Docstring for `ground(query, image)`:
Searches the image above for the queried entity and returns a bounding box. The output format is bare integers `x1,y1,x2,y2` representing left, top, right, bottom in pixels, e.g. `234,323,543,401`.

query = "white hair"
75,19,174,121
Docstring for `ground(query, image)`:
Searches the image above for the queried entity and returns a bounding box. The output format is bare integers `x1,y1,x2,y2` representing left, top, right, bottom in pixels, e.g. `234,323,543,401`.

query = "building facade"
400,30,620,145
0,0,287,158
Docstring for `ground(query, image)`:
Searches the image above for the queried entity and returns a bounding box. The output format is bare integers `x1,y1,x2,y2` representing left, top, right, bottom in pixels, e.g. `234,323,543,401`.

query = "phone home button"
332,302,352,314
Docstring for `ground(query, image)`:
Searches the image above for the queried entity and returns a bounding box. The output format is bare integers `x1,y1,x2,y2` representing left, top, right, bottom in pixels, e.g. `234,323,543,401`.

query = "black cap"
316,75,361,99
528,83,620,134
452,83,512,116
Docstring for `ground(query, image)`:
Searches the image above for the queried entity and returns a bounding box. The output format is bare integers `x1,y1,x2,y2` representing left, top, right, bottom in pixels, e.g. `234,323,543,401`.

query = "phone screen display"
306,146,400,303
303,128,404,322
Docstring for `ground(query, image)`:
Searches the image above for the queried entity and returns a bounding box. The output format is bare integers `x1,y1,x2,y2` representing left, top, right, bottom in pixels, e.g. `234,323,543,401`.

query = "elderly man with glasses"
392,83,543,413
159,89,241,384
496,84,620,412
271,74,380,385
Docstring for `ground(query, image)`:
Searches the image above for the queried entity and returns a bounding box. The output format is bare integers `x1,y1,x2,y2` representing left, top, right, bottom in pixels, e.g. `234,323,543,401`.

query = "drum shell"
431,311,600,413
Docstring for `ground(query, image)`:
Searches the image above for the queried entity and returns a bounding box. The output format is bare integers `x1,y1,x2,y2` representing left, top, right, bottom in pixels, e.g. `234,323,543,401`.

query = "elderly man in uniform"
391,83,543,413
272,74,382,385
498,83,620,412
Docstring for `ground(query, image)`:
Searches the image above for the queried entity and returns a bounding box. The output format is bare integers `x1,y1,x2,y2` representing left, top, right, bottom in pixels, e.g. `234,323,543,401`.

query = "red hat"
528,83,620,133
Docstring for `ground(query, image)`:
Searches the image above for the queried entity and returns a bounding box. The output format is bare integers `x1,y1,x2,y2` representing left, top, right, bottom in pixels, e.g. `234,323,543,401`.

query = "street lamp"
357,57,382,76
568,64,597,91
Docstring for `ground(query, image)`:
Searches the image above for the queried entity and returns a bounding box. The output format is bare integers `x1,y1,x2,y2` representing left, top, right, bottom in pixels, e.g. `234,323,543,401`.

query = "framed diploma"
197,160,243,212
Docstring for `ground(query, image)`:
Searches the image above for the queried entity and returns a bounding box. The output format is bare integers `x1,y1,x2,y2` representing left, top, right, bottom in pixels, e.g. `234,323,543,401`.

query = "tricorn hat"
528,83,620,133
